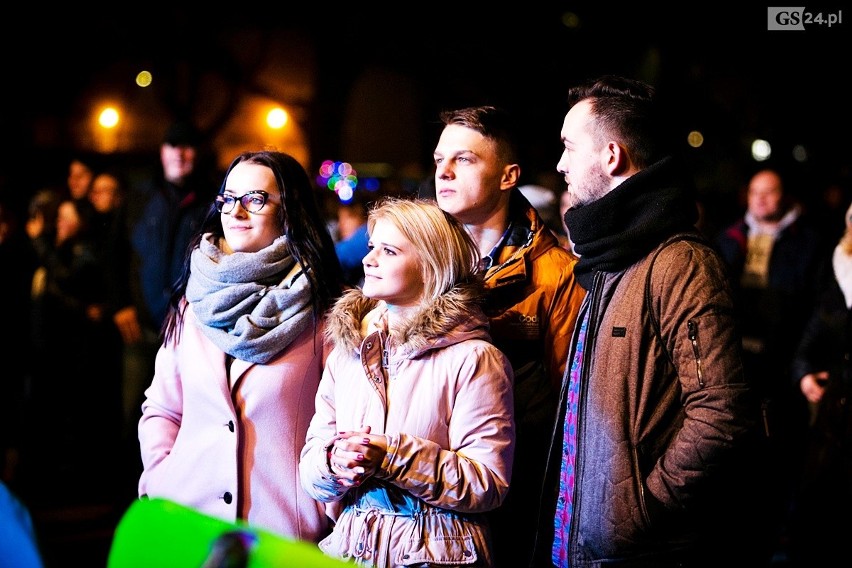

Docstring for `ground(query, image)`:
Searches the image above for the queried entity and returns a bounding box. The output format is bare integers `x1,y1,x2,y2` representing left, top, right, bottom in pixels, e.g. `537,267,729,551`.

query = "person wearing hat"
106,119,219,497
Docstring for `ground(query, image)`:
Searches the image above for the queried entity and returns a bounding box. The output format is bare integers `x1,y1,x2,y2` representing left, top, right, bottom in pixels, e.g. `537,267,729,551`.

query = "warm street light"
98,107,120,129
266,107,289,129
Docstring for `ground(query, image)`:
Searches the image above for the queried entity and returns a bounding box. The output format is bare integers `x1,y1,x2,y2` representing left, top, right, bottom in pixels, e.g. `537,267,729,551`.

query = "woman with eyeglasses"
137,150,344,542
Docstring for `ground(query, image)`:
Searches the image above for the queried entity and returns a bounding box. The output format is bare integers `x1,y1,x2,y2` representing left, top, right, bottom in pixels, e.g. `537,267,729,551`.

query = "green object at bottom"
107,498,348,567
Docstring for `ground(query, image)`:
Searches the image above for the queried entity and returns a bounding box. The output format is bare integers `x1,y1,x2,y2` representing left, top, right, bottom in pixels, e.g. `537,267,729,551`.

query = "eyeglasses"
215,191,270,214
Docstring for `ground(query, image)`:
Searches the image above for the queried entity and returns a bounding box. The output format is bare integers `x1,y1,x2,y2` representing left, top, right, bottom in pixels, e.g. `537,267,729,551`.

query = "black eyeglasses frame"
215,190,270,214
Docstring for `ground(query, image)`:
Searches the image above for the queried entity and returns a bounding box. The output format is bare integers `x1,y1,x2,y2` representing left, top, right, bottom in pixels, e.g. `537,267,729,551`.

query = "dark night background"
1,4,850,566
3,5,849,217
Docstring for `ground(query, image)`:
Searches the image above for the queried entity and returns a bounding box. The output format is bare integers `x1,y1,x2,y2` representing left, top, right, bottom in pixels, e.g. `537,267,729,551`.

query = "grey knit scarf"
186,233,313,364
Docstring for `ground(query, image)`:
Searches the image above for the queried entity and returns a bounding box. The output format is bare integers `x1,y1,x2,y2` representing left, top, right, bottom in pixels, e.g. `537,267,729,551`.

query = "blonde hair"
367,197,481,303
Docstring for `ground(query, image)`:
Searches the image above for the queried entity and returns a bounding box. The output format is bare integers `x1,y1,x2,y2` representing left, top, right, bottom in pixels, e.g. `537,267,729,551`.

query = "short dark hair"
567,75,661,169
439,106,520,166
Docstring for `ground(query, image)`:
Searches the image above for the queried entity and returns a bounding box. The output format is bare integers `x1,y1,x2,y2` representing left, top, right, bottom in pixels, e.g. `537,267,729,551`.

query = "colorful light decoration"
317,160,359,203
317,160,383,203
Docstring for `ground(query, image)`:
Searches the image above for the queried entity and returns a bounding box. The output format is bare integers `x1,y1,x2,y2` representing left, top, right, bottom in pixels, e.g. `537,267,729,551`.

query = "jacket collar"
563,156,698,290
324,285,491,357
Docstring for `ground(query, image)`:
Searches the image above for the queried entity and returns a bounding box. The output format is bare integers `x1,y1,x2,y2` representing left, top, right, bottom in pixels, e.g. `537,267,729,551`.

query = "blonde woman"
300,197,514,567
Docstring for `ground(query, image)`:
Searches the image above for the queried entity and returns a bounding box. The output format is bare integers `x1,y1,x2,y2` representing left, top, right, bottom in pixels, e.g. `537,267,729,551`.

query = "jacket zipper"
687,319,705,388
490,226,534,275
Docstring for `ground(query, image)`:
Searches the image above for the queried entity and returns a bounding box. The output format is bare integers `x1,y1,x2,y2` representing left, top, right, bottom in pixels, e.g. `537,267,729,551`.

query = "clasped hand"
328,425,388,488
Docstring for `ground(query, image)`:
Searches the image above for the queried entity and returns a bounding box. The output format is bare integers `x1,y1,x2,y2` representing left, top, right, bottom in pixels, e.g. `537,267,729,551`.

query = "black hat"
163,121,202,147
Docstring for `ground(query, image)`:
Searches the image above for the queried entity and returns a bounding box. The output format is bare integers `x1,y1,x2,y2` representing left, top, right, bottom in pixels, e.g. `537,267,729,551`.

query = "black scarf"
564,156,699,290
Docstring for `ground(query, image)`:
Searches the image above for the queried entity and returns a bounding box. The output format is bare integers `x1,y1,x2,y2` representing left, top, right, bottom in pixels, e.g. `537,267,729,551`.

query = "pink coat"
138,304,330,542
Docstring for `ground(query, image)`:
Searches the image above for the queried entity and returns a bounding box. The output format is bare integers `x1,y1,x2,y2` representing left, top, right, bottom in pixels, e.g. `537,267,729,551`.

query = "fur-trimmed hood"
324,284,491,358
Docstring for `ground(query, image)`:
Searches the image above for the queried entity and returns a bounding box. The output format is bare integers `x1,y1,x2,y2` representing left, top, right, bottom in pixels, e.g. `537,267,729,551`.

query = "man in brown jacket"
547,75,772,568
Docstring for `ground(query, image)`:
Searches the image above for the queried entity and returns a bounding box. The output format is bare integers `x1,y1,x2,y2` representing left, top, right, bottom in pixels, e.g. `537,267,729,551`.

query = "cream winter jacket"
300,287,515,567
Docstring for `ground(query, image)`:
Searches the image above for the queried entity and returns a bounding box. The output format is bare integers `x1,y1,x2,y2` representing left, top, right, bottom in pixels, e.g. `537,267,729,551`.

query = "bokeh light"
98,107,120,129
687,130,704,148
561,11,581,29
317,160,358,202
751,139,772,162
266,107,288,129
792,144,808,163
135,70,153,87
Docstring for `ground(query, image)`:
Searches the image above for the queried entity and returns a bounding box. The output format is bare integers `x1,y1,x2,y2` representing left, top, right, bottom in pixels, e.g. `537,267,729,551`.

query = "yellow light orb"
687,130,704,148
136,70,153,87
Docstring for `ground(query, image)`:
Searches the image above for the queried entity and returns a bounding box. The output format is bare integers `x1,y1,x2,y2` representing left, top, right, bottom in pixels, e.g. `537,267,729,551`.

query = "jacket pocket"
396,534,478,566
395,512,481,566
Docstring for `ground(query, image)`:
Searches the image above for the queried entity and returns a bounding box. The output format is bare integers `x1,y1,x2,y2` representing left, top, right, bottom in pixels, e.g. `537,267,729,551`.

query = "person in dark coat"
714,167,831,560
106,120,219,492
788,201,852,566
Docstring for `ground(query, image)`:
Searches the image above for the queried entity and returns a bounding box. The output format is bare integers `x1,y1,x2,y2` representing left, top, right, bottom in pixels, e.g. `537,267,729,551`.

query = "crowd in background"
1,93,851,567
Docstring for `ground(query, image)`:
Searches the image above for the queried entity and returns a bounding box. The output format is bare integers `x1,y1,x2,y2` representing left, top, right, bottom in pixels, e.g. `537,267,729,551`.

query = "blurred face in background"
746,170,785,223
55,201,82,245
337,203,367,241
559,188,571,237
89,173,121,213
161,143,198,186
67,159,94,200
